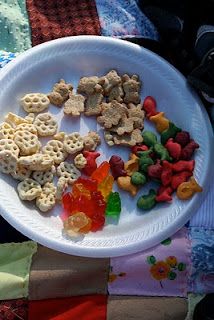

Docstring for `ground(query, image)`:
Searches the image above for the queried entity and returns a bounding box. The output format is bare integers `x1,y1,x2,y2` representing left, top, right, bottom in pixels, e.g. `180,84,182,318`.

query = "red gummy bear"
131,144,149,154
172,160,195,172
171,171,192,190
74,177,98,192
143,96,158,118
109,155,127,179
156,185,173,202
174,131,190,147
147,160,163,180
82,151,100,176
90,191,106,231
180,140,199,160
165,138,181,160
161,161,173,186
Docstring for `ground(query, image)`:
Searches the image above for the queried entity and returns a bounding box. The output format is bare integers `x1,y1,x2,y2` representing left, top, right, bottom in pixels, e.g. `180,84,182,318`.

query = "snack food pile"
0,70,202,238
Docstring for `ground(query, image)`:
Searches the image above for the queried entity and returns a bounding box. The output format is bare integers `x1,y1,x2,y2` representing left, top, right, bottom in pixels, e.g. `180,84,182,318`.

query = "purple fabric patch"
108,227,190,297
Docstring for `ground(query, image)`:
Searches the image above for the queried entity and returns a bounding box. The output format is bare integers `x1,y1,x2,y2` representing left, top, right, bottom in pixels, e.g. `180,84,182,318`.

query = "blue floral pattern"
0,51,18,69
189,228,214,293
96,0,159,40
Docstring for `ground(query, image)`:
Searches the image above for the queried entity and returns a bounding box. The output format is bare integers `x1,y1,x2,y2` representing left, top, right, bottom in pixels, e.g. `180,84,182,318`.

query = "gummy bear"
91,161,110,184
74,177,98,192
63,212,92,237
72,183,91,199
98,175,114,200
105,192,121,218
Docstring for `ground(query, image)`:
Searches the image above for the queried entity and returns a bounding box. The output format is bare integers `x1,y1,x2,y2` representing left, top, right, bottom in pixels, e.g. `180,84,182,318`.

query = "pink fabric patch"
108,227,190,297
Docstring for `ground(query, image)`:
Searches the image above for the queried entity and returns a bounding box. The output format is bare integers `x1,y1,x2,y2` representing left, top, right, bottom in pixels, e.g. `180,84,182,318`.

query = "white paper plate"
0,36,213,257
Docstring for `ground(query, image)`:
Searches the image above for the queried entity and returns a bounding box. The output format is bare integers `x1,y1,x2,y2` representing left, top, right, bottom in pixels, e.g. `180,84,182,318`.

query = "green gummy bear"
106,192,121,218
139,157,154,173
142,131,158,147
131,172,147,185
137,189,157,210
154,143,172,161
160,122,181,145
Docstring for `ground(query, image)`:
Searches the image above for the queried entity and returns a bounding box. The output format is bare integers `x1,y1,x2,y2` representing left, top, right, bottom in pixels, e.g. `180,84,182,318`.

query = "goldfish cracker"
124,153,139,176
117,176,138,197
150,112,169,133
176,176,203,200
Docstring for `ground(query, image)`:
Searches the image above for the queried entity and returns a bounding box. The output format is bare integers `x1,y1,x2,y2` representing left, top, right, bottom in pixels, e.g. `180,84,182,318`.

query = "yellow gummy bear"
176,176,203,200
150,112,169,133
124,153,139,176
98,175,114,200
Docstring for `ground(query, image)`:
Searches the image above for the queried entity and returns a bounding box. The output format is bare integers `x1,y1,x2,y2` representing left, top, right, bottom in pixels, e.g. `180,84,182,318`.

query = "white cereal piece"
34,112,58,137
53,131,65,142
56,161,80,184
74,153,87,169
36,182,56,212
17,178,42,201
0,150,17,174
5,112,30,128
18,153,54,171
56,176,68,202
0,139,19,157
21,93,50,113
0,127,15,140
25,113,35,124
63,132,84,154
83,131,101,151
63,94,85,116
16,123,38,135
43,140,67,165
11,164,32,181
14,130,40,155
32,166,55,185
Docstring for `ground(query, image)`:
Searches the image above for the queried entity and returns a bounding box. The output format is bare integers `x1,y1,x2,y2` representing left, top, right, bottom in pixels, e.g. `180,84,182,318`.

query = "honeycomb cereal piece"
53,131,65,142
113,128,143,146
11,164,32,180
122,74,141,104
18,154,54,171
84,92,103,116
63,132,84,154
64,94,85,116
57,161,80,184
0,122,11,130
0,139,19,157
74,153,87,169
83,131,101,151
0,150,17,174
21,93,50,113
101,70,121,94
32,166,55,185
77,76,103,95
34,112,58,137
36,182,56,212
16,123,37,135
25,113,35,124
97,101,127,129
43,140,67,164
17,178,42,201
56,176,68,202
5,112,29,127
0,127,15,140
14,130,40,156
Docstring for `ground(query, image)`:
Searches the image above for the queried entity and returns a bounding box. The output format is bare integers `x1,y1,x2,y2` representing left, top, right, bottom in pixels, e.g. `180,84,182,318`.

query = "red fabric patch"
0,299,28,320
26,0,101,46
28,295,107,320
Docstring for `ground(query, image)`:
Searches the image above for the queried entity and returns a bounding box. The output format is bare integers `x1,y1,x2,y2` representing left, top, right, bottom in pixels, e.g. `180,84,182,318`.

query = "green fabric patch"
0,241,37,299
0,0,32,52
